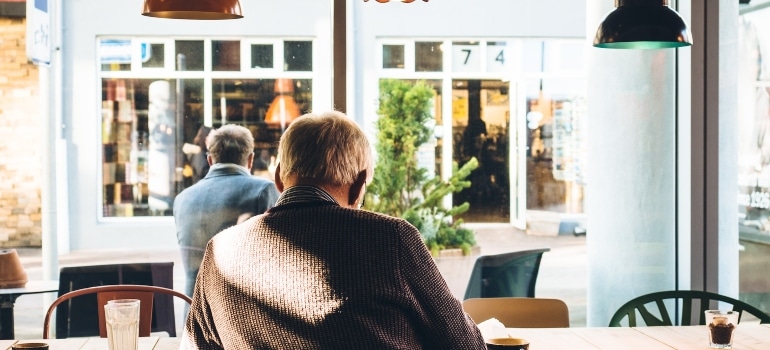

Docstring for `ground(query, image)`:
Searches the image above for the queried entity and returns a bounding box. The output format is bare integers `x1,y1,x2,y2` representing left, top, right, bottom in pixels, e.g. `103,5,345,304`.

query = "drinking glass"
705,310,739,349
104,299,140,350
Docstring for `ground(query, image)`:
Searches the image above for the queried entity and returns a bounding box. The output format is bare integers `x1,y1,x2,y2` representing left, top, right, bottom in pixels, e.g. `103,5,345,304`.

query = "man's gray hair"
207,124,254,166
278,111,372,186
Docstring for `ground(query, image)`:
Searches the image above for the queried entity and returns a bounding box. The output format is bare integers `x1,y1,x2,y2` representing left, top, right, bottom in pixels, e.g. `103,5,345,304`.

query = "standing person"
190,125,212,184
182,111,485,350
173,124,280,298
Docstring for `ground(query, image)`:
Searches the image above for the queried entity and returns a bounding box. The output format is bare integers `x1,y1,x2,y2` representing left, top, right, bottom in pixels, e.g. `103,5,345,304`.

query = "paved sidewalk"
8,224,586,339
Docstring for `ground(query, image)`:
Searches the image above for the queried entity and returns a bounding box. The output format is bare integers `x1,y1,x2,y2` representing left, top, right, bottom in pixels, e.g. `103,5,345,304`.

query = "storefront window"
284,41,313,71
251,44,274,69
212,40,240,71
142,43,165,69
175,40,204,71
379,39,585,226
738,10,770,312
383,44,405,69
415,41,443,72
98,37,314,218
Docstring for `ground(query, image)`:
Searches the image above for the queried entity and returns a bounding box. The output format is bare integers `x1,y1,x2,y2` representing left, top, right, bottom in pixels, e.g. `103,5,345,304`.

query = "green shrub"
365,79,478,256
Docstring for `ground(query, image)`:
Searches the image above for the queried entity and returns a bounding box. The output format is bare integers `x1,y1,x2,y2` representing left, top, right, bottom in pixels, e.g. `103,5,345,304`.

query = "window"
379,39,585,225
98,37,314,218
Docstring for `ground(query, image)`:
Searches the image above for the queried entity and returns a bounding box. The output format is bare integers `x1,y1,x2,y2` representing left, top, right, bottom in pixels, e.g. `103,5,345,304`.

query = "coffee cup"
486,337,530,350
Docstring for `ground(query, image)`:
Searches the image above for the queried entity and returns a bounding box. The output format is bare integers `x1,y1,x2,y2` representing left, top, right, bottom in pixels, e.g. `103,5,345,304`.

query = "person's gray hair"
207,124,254,166
278,111,371,186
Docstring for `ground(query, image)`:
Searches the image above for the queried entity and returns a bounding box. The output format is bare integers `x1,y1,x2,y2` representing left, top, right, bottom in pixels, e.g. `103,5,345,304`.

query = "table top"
3,325,769,349
505,323,770,349
0,336,179,350
0,281,59,296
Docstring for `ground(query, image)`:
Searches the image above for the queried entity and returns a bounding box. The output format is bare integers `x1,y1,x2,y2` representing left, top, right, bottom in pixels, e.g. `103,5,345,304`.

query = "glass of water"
104,299,140,350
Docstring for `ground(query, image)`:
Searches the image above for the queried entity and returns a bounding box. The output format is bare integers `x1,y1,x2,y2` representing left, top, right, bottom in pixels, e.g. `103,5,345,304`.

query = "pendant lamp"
142,0,243,20
363,0,429,3
594,0,691,49
265,79,301,132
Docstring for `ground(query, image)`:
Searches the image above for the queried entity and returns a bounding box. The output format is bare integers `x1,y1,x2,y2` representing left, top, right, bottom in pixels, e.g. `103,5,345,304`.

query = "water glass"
705,310,739,349
104,299,140,350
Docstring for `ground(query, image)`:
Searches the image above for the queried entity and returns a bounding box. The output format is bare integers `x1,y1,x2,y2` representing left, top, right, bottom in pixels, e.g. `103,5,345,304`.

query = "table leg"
0,294,20,340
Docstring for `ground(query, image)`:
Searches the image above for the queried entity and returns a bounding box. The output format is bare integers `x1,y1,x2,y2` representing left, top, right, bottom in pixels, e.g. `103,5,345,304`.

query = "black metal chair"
608,290,770,327
463,248,550,300
54,262,177,338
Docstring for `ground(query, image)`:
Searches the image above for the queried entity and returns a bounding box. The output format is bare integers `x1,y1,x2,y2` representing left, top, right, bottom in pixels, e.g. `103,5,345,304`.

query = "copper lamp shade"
594,0,691,49
142,0,243,20
265,79,300,131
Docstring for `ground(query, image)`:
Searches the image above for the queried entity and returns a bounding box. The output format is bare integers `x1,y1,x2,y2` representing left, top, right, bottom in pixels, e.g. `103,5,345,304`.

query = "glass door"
452,79,512,223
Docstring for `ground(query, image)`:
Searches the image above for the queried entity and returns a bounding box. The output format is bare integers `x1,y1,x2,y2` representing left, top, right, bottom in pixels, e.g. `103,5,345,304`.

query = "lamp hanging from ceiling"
265,79,301,132
142,0,243,20
594,0,691,49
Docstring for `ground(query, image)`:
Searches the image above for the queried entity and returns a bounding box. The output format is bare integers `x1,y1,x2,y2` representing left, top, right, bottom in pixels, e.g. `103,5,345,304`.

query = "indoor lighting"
594,0,691,49
142,0,243,20
265,79,301,132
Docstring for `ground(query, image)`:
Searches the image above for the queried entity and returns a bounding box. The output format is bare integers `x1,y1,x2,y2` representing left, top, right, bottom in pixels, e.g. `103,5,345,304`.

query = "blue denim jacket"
173,163,279,296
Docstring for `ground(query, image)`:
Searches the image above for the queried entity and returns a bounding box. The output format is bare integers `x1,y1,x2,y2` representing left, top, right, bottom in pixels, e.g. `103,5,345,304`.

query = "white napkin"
476,318,509,340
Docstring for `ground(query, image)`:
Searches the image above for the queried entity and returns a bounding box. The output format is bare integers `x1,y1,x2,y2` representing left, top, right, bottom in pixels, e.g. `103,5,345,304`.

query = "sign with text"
26,0,51,66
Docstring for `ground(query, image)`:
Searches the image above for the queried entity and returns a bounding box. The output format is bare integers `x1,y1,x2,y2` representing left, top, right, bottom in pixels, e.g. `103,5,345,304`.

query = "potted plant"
365,79,479,256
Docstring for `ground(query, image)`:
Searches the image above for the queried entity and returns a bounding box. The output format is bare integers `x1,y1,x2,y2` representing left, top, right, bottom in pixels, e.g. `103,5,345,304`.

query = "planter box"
433,245,480,299
435,245,481,258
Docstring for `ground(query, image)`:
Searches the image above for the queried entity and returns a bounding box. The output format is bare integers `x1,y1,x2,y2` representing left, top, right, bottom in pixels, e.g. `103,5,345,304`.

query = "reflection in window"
452,80,511,223
142,43,165,68
416,41,442,72
251,44,273,69
284,41,313,71
212,40,240,71
524,78,585,214
99,39,131,72
212,78,312,176
383,44,405,69
175,40,204,71
101,78,203,217
99,37,315,217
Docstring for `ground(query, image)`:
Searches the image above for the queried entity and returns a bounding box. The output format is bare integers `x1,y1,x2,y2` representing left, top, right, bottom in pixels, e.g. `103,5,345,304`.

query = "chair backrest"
55,262,176,338
462,297,570,328
96,290,155,338
463,248,550,300
608,290,770,327
43,284,192,339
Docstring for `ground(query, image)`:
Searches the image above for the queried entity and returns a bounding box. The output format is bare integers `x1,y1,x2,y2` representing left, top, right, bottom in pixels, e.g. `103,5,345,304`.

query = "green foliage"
365,79,479,256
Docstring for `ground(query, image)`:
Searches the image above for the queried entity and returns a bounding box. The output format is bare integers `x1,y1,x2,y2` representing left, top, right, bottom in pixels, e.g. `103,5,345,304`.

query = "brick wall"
0,17,43,247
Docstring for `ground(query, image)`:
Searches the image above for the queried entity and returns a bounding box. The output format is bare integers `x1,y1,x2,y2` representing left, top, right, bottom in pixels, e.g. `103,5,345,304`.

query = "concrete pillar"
585,0,678,326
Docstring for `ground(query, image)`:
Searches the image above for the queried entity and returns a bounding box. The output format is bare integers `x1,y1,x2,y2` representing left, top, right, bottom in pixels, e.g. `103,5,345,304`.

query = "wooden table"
0,281,59,340
0,337,179,350
504,323,770,349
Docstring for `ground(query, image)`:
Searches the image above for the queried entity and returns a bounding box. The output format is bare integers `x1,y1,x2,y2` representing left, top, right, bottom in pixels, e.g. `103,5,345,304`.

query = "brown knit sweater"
181,186,486,349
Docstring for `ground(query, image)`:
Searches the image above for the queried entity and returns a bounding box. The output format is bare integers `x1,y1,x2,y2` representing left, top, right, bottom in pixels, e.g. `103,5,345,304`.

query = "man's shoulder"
242,175,274,185
336,208,415,230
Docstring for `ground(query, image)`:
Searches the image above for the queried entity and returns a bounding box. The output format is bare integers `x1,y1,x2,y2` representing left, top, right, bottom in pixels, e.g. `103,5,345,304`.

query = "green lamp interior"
594,41,691,50
594,2,692,50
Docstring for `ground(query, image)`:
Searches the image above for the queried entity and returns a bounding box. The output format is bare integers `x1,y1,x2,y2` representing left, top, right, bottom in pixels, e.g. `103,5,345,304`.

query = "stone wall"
0,17,43,247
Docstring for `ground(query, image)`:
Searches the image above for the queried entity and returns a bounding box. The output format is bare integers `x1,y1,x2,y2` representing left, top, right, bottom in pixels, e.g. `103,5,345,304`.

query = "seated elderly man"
181,111,485,349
